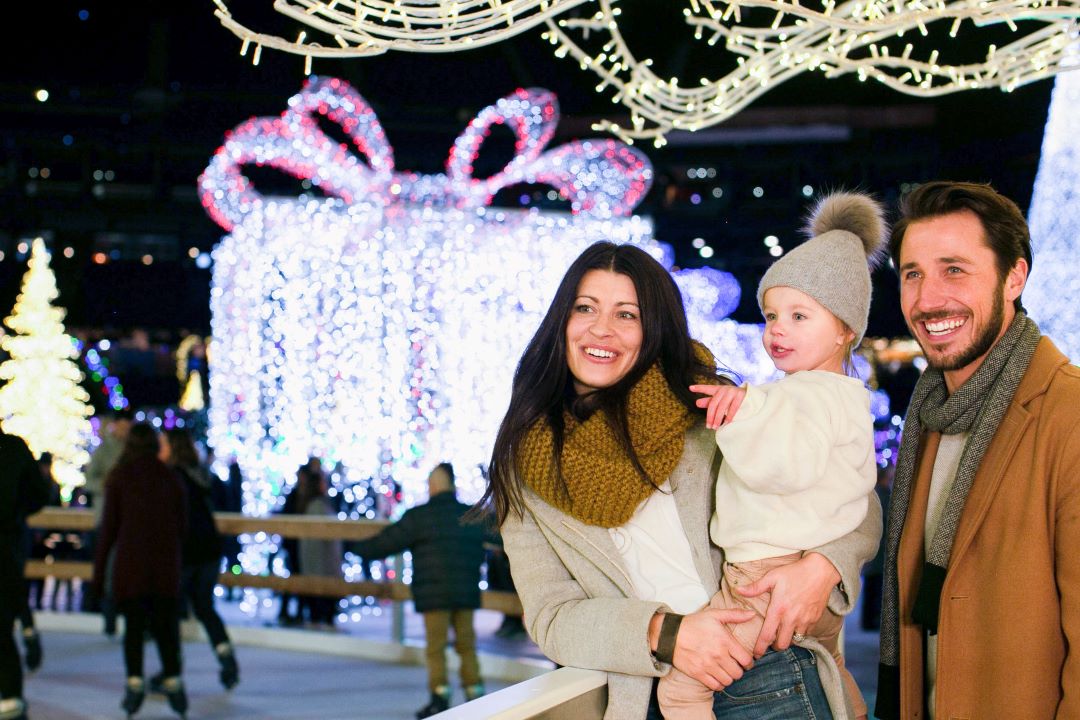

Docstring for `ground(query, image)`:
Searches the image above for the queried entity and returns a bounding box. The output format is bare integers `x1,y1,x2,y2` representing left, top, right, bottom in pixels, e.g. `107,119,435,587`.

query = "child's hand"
689,384,747,430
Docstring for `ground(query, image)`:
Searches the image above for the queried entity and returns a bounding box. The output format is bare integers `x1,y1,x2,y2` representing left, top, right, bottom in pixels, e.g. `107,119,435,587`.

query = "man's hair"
434,462,455,488
889,181,1033,311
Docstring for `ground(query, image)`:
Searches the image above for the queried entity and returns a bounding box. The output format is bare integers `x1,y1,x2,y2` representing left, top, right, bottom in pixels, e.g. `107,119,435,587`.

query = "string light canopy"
211,0,1080,145
551,0,1080,145
211,0,590,72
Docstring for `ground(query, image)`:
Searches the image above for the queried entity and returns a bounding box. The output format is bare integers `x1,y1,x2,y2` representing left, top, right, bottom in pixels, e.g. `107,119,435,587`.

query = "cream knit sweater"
709,370,876,562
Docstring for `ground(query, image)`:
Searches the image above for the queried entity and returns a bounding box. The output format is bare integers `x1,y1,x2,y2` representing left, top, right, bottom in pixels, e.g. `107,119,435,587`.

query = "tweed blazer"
885,337,1080,719
502,423,882,720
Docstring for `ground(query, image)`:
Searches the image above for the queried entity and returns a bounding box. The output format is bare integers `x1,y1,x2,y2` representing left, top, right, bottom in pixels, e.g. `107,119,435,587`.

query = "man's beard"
920,283,1006,372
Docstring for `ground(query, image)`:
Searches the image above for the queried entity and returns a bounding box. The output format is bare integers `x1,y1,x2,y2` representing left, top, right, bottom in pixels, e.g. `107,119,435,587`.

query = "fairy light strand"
211,0,1080,145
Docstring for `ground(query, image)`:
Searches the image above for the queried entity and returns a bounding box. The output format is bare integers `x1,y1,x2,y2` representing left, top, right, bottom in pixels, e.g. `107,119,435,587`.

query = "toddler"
662,192,885,720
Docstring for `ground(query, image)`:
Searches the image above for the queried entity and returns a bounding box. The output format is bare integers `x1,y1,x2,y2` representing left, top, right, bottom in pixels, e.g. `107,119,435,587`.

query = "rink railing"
24,507,613,719
23,507,523,618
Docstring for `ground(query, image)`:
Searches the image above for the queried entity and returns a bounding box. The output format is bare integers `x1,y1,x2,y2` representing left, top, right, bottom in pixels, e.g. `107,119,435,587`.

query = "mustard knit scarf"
517,358,704,528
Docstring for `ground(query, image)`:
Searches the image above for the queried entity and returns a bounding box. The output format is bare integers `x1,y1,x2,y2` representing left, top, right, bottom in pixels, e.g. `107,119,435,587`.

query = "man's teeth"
924,318,965,335
585,347,615,358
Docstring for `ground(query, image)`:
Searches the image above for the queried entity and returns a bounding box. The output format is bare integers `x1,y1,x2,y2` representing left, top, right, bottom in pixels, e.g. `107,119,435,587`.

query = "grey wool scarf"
876,312,1041,717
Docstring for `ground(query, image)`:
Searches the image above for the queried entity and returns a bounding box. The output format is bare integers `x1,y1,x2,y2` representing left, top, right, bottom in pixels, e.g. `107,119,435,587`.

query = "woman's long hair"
479,242,723,525
115,422,160,467
164,428,201,469
295,465,326,514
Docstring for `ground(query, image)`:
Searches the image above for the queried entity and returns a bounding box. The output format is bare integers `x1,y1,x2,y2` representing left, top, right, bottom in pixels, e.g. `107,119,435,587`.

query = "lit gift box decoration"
198,77,773,526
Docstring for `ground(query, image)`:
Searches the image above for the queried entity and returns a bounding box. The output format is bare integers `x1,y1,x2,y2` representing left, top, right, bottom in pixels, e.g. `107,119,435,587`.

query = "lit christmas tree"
1027,68,1080,360
0,238,93,493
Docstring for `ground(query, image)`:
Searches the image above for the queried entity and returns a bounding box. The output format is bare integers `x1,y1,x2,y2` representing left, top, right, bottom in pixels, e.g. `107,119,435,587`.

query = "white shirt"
709,370,876,562
924,431,969,720
609,481,710,614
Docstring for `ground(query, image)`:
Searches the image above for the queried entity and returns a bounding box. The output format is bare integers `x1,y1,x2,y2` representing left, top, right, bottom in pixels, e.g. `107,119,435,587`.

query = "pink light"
199,77,653,231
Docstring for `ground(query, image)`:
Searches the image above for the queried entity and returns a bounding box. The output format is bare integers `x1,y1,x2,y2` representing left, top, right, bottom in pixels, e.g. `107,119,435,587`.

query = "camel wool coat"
882,337,1080,719
502,424,882,720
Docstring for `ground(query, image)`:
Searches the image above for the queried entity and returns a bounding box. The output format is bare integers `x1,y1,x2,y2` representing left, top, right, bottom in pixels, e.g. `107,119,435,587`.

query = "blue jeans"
647,647,832,720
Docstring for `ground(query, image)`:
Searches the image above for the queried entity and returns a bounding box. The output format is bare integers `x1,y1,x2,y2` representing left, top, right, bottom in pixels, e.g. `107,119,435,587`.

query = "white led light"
211,1,1080,146
198,78,781,586
1028,66,1080,360
0,239,93,494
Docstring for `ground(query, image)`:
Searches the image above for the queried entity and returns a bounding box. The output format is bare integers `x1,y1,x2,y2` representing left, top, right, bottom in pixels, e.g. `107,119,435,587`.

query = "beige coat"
502,424,883,720
893,337,1080,719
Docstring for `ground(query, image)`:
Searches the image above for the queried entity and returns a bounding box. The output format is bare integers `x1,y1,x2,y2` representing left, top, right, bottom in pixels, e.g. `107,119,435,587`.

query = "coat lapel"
672,425,721,592
524,487,636,596
949,339,1064,565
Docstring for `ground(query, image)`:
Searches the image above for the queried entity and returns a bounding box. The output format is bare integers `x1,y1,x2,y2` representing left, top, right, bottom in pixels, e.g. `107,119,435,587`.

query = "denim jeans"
647,647,832,720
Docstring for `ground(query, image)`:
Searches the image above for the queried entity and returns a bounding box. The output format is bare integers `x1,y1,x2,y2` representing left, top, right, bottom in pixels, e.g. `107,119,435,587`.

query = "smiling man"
876,181,1080,719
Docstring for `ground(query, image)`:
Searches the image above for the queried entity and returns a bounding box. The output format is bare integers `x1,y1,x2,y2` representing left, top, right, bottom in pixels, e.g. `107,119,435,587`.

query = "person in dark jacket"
0,432,50,720
158,428,239,691
15,453,60,675
212,459,244,599
295,463,342,626
273,464,306,625
93,423,189,719
354,463,489,719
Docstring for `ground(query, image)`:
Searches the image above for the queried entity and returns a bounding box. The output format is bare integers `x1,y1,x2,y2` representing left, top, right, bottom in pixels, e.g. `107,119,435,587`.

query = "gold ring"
792,631,806,643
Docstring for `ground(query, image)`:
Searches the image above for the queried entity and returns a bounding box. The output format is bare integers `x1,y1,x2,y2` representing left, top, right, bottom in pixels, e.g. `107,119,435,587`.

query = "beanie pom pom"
804,192,887,269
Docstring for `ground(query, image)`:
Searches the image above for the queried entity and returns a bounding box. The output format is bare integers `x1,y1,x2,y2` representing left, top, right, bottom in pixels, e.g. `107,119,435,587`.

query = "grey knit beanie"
756,192,887,343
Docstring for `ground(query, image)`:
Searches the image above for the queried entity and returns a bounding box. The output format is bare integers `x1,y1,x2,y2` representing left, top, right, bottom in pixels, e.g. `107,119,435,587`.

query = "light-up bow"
199,76,653,231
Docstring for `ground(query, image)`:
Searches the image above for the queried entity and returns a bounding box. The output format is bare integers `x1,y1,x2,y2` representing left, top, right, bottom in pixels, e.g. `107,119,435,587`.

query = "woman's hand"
734,552,840,657
667,608,757,690
689,384,747,430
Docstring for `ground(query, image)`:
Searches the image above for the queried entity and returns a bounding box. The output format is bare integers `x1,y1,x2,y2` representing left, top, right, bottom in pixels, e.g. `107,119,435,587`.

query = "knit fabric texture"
756,192,886,343
517,361,703,528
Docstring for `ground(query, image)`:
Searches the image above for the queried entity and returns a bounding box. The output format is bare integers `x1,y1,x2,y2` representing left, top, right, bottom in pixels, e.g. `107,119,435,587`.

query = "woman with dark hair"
482,242,881,719
93,423,188,719
295,462,342,626
159,428,239,691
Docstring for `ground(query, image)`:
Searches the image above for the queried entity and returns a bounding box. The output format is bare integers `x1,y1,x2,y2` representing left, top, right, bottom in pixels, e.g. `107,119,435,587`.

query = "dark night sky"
0,2,1058,339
